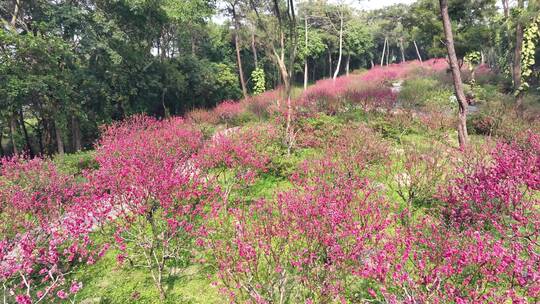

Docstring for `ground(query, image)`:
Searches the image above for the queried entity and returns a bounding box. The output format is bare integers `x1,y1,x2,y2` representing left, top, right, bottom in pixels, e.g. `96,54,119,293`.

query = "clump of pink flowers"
207,158,393,303
0,157,90,303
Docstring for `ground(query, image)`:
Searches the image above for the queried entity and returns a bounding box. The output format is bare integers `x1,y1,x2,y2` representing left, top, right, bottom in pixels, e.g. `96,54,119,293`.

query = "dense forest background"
1,0,539,155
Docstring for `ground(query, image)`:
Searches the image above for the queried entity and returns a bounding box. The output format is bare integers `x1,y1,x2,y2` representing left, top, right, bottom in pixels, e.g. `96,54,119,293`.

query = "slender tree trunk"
371,59,374,68
232,5,248,99
328,50,333,78
9,116,17,155
480,50,485,65
304,17,308,90
18,109,33,156
71,116,82,152
36,120,44,155
0,132,4,156
414,40,423,63
380,37,387,66
439,0,469,147
333,15,344,80
513,0,525,107
346,53,350,75
10,0,19,27
399,37,406,63
191,35,196,56
54,121,64,155
251,31,258,68
386,43,390,66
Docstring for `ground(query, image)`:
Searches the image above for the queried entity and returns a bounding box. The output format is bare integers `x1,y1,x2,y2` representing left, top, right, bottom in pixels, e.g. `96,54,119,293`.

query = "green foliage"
399,77,454,109
519,15,540,93
251,67,266,95
53,151,98,176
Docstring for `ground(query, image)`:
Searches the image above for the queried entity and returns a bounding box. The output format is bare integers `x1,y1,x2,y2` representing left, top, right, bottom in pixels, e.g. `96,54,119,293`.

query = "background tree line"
1,0,539,155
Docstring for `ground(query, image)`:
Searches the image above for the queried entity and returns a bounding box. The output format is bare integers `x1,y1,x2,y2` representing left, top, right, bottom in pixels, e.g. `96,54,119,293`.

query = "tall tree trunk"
304,17,308,90
328,50,333,77
386,44,390,66
399,37,406,63
439,0,469,148
36,119,45,155
480,50,485,65
0,132,4,156
9,116,17,155
502,0,509,18
71,116,82,152
54,121,64,155
18,109,33,156
513,0,525,107
251,31,258,68
345,53,350,75
371,59,374,68
413,40,423,63
380,37,387,66
10,0,20,27
333,15,344,80
232,5,248,99
191,35,196,56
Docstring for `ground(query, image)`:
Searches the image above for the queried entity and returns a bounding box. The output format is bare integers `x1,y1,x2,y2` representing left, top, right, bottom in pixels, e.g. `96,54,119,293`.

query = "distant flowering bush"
186,108,219,125
311,123,391,176
212,100,248,125
207,160,392,303
88,115,212,300
345,85,397,111
0,157,92,303
197,125,275,204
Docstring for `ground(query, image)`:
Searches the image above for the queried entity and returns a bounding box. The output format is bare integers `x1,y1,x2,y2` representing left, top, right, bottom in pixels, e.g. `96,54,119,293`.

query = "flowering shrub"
197,125,275,204
295,114,344,149
0,157,93,303
365,133,540,303
212,100,249,126
345,85,397,111
186,108,219,125
207,160,393,303
388,143,452,224
326,123,391,174
88,115,212,300
443,132,540,229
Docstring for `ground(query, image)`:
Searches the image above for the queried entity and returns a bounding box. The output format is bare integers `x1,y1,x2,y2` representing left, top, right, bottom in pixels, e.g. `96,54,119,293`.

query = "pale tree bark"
413,40,423,63
501,0,510,18
333,14,344,80
232,4,248,99
345,53,350,75
380,37,387,66
513,0,524,107
304,17,308,90
10,0,20,27
439,0,469,147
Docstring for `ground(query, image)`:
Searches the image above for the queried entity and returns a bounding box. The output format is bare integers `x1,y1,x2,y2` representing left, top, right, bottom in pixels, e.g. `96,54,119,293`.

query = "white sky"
361,0,416,10
213,0,418,24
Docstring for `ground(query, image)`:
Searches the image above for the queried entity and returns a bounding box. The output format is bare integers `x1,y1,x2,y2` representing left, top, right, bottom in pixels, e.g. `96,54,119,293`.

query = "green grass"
74,250,220,304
